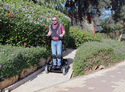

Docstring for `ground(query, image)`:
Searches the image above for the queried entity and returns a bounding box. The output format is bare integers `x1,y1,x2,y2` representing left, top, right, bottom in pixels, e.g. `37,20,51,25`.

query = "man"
46,16,65,69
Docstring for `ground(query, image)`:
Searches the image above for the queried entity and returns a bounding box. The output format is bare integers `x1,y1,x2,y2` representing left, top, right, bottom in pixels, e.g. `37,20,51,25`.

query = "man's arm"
62,30,65,35
46,31,51,36
46,25,52,36
60,24,65,37
60,30,65,37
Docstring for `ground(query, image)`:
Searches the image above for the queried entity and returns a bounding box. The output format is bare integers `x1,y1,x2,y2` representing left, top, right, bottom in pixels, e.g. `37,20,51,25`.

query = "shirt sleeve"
60,23,65,31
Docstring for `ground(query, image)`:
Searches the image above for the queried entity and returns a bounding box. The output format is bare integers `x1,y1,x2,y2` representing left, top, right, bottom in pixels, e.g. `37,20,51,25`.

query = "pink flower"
10,14,13,17
19,14,21,17
58,14,60,16
8,14,10,17
48,15,50,17
46,26,48,29
24,43,26,46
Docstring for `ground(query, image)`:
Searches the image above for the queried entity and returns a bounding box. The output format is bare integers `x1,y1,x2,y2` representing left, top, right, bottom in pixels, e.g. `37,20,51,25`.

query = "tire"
65,59,68,65
63,59,68,65
45,65,49,74
62,66,67,75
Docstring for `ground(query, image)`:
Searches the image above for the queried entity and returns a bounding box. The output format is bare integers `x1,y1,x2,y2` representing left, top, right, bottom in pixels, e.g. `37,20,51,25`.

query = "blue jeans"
51,40,62,66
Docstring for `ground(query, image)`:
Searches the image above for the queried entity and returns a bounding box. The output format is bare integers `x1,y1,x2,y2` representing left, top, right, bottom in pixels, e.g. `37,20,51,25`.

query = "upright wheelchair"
44,36,68,75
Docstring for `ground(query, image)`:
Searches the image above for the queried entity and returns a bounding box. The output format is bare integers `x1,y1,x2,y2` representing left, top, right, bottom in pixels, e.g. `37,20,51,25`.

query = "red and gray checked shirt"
49,23,65,40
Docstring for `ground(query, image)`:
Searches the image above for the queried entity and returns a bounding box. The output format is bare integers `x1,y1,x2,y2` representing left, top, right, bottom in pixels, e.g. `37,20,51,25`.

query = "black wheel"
45,64,49,74
65,59,68,65
63,59,68,65
62,66,67,75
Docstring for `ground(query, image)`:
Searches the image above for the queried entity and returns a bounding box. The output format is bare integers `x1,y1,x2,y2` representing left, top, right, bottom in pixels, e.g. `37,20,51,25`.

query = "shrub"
0,44,49,82
101,39,125,47
0,1,70,48
73,41,114,76
73,39,125,77
68,26,103,48
101,39,125,62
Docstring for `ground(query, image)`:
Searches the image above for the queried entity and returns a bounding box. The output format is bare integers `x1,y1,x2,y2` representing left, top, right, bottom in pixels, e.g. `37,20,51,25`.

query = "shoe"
56,65,61,68
52,65,56,69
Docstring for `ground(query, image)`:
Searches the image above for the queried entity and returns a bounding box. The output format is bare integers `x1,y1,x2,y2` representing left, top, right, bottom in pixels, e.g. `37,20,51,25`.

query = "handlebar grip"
44,35,50,40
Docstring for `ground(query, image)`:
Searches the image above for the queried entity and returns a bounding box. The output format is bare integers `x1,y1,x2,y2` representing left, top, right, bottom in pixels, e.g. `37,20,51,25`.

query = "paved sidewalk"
11,49,77,92
36,61,125,92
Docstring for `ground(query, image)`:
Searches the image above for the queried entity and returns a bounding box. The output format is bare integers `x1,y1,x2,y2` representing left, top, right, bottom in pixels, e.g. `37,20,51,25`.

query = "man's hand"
46,34,49,36
60,34,64,37
46,31,51,36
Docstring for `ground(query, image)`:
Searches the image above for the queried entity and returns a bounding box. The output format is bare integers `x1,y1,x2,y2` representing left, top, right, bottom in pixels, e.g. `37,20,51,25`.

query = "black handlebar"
44,35,51,41
44,35,64,40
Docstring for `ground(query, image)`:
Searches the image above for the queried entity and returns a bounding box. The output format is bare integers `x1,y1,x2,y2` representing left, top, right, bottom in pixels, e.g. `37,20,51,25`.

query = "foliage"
4,0,67,11
73,41,113,76
65,0,111,24
73,39,125,76
0,44,49,82
100,18,112,33
67,26,103,48
110,2,125,41
0,1,71,49
38,0,66,11
101,39,125,62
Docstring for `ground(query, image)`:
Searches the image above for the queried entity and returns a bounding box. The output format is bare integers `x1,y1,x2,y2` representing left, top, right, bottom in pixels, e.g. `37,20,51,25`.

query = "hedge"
73,39,125,77
101,39,125,62
0,44,49,82
73,41,114,76
0,1,71,48
68,26,103,48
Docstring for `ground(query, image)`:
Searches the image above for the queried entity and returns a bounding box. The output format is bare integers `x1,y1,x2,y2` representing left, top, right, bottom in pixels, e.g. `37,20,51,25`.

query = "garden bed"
0,44,49,90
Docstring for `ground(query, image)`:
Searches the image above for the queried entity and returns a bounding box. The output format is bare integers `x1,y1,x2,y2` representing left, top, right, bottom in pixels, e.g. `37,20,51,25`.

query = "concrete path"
36,60,125,92
11,49,77,92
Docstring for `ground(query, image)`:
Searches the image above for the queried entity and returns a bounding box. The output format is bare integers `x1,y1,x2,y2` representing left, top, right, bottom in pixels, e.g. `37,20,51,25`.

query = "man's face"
52,17,57,25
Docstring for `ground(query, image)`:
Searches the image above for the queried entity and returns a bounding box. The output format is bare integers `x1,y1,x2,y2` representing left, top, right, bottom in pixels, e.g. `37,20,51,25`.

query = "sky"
100,8,112,19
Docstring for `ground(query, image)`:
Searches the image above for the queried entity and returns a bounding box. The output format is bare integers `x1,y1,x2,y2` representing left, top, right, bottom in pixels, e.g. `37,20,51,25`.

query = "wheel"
45,64,49,74
63,59,68,65
62,66,67,75
65,59,68,65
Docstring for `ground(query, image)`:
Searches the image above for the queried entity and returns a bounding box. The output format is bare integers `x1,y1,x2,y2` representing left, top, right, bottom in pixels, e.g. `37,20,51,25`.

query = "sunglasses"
52,19,57,21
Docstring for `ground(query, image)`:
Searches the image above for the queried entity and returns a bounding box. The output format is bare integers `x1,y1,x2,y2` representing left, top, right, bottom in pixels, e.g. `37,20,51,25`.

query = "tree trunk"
118,31,123,42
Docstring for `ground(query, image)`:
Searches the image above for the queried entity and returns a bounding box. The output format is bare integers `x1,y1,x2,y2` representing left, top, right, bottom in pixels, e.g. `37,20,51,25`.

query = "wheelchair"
44,36,68,75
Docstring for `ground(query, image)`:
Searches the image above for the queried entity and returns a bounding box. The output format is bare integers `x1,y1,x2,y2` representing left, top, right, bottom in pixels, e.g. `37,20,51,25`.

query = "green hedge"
73,39,125,77
101,39,125,62
73,41,114,76
68,26,103,48
0,1,70,48
0,44,49,82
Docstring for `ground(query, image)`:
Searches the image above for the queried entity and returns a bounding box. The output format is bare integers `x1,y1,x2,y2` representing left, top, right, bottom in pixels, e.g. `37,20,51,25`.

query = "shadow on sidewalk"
62,48,76,57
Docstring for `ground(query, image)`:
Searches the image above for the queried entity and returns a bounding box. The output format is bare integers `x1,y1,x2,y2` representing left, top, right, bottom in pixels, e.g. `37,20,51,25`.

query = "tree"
34,0,111,27
100,17,113,38
64,0,111,30
36,0,66,11
110,0,125,41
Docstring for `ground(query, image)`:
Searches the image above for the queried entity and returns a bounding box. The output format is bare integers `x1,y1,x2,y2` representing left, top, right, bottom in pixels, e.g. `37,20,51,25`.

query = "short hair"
52,16,57,19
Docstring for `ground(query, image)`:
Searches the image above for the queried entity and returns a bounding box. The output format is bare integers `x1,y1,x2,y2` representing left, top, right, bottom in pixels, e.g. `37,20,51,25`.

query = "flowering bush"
73,39,125,76
0,44,49,82
73,41,114,76
0,1,71,48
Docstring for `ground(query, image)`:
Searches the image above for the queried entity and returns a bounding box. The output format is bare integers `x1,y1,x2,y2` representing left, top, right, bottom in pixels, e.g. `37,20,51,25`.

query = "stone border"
2,66,45,92
0,57,51,92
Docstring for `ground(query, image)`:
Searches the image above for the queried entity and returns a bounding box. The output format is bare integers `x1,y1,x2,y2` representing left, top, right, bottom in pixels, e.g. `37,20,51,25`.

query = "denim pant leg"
51,40,57,65
57,40,62,66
